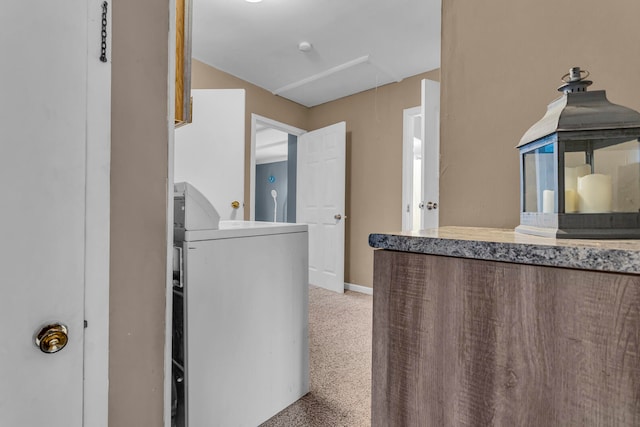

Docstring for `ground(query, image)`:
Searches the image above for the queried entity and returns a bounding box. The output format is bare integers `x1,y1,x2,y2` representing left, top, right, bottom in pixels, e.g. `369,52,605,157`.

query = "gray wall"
287,134,297,223
255,161,288,222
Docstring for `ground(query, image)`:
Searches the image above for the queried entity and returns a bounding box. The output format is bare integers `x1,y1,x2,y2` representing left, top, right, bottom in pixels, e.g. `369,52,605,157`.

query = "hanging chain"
100,2,108,63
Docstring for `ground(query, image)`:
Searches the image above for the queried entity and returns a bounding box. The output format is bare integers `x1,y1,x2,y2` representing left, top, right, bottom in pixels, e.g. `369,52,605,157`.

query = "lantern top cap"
558,66,592,94
518,67,640,147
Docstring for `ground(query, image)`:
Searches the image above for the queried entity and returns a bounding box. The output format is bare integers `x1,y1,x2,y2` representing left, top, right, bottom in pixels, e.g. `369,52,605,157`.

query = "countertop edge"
369,230,640,275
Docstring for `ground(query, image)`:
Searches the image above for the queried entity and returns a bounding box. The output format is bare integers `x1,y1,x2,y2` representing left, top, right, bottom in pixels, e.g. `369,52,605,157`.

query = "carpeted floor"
260,286,372,427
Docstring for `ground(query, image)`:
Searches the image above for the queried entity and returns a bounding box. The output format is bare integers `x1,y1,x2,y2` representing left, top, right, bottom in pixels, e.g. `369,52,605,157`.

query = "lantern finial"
558,66,592,93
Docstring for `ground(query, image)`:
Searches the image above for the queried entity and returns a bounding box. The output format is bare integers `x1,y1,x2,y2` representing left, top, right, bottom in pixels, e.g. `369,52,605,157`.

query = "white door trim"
250,114,306,221
402,106,421,231
83,1,112,424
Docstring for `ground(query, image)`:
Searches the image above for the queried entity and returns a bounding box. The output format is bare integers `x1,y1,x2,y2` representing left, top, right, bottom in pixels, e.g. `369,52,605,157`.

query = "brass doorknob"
35,323,69,354
231,201,240,209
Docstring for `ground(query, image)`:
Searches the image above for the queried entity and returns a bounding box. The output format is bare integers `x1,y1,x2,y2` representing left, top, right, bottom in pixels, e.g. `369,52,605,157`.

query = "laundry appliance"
172,182,309,427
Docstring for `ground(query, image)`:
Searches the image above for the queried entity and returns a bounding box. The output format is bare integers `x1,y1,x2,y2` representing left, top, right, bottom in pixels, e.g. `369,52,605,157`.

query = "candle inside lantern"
542,190,554,213
577,174,613,213
564,164,591,191
565,189,578,213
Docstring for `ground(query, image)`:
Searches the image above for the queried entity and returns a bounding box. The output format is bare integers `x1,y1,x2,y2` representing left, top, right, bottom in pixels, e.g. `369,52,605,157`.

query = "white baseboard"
344,282,373,295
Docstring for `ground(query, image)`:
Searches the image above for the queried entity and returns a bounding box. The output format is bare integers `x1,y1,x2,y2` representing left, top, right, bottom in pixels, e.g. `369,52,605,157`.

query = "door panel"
297,122,346,293
175,89,245,220
402,106,422,231
0,0,91,424
421,79,441,229
402,81,440,231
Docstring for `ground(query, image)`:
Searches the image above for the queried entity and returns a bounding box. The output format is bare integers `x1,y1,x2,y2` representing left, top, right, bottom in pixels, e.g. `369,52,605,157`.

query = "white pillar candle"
577,174,613,213
542,189,554,213
565,189,578,213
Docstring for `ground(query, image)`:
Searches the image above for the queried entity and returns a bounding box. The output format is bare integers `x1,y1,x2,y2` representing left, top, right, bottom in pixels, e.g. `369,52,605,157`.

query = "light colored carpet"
260,286,372,427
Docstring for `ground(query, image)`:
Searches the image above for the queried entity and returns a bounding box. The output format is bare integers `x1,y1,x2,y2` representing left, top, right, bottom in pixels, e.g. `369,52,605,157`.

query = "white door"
297,122,346,293
0,1,110,425
421,79,441,229
402,106,423,230
402,80,440,231
175,89,245,219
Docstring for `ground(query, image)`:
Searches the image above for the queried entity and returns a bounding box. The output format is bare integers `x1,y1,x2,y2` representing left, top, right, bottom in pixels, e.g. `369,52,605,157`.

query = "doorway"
402,106,423,231
402,79,441,231
250,114,306,222
251,115,347,293
254,127,296,222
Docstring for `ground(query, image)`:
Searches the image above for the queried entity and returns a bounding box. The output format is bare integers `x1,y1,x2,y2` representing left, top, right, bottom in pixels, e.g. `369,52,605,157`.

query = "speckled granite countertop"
369,226,640,275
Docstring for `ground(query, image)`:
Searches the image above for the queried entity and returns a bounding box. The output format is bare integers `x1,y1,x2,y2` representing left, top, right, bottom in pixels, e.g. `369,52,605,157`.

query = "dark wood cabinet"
373,250,640,426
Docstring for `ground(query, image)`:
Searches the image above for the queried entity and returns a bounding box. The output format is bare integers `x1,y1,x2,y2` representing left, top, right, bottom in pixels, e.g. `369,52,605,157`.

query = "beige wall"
104,2,640,422
192,59,438,288
440,0,640,229
110,0,169,424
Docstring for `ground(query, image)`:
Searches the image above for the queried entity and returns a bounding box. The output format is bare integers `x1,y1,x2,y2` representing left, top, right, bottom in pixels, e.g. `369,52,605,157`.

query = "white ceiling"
191,0,441,107
255,125,288,164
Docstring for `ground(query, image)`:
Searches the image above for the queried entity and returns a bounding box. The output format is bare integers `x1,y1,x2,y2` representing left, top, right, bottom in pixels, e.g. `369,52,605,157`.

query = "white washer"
174,184,309,427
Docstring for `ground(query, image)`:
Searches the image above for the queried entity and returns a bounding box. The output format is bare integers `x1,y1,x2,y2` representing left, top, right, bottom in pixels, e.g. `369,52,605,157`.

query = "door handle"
35,323,69,354
426,202,438,210
334,214,347,220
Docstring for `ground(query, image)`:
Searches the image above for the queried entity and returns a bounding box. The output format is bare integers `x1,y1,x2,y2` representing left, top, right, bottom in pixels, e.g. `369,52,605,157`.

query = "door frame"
83,0,112,424
402,106,422,231
420,79,441,230
250,114,306,220
401,79,441,232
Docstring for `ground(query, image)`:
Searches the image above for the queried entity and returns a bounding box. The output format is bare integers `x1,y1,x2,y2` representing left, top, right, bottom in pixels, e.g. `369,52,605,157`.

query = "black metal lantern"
516,67,640,238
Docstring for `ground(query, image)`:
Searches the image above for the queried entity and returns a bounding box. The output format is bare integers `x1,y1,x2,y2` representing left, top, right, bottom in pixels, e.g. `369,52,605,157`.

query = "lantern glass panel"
563,138,640,213
523,143,555,213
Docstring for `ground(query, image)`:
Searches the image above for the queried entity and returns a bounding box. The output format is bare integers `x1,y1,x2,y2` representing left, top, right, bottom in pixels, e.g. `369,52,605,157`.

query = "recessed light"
245,0,263,3
298,41,312,52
